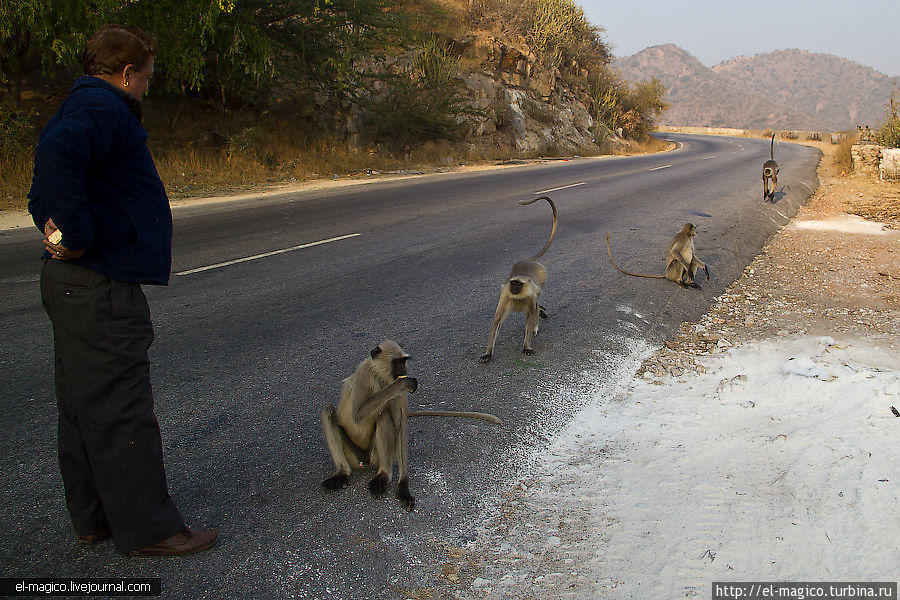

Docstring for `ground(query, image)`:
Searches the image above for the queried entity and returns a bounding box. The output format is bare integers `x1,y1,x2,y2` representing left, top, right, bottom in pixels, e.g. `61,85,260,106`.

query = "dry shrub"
833,131,858,173
617,136,671,156
0,150,33,211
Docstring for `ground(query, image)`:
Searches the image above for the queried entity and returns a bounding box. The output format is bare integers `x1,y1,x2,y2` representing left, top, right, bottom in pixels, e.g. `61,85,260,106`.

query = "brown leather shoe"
128,528,218,557
76,529,112,545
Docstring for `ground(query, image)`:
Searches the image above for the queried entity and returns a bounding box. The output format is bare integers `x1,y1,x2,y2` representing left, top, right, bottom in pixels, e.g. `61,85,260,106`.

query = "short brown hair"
82,24,158,76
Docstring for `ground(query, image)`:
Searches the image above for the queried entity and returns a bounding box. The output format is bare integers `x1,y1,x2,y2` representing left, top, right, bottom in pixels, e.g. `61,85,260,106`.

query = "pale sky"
579,0,900,77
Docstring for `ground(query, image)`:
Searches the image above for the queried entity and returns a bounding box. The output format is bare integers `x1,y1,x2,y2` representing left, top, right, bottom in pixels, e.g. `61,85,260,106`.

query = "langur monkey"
763,133,779,201
321,341,500,511
606,223,710,289
480,196,557,363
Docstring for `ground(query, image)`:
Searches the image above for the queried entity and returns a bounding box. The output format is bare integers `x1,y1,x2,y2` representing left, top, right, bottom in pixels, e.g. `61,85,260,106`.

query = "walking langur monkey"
606,223,710,289
480,196,557,363
321,341,500,511
763,133,779,201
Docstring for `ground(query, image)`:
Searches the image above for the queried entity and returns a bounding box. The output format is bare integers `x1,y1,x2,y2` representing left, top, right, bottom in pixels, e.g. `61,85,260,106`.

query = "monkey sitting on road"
606,223,710,289
763,132,779,201
322,341,500,511
480,196,557,363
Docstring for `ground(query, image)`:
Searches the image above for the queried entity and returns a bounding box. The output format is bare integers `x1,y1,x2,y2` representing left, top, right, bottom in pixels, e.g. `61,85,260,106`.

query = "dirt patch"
642,141,900,378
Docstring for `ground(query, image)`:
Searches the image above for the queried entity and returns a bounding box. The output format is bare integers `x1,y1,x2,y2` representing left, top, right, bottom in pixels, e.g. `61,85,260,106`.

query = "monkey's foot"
522,347,535,355
539,305,549,319
479,353,493,363
397,478,416,512
368,472,390,497
322,473,350,491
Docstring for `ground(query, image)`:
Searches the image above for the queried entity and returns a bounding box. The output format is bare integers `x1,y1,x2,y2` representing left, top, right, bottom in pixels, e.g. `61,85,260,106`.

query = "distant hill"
614,44,897,131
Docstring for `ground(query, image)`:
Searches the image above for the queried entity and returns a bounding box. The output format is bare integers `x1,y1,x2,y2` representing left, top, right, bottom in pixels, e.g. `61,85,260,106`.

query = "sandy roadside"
427,140,900,600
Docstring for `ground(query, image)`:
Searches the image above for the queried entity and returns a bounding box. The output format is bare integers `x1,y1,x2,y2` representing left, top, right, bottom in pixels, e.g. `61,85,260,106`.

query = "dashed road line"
175,232,361,276
534,182,586,195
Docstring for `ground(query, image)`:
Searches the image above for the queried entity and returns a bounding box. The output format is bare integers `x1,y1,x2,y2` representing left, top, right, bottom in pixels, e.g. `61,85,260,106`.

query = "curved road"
0,134,821,598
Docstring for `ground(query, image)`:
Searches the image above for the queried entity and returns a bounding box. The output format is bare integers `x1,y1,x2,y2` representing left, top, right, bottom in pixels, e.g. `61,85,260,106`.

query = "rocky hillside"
347,34,611,157
615,44,896,130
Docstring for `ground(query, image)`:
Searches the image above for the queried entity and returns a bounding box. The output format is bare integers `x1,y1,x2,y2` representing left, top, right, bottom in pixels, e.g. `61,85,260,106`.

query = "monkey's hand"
397,375,418,393
522,346,535,355
479,353,493,363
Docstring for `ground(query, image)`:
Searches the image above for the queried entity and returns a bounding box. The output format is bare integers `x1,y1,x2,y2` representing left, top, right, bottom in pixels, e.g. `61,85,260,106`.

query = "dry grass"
848,189,900,226
619,136,672,155
833,134,857,173
1,153,32,211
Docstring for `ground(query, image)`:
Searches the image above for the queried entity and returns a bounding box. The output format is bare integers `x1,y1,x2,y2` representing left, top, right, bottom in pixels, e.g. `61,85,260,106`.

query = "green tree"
876,86,900,148
363,37,477,148
1,0,119,107
618,77,668,139
587,67,626,140
261,0,409,102
526,0,608,69
122,0,237,95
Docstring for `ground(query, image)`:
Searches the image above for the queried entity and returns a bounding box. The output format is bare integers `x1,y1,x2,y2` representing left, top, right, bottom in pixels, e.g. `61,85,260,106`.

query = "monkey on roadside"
321,341,499,511
606,223,710,289
763,133,779,201
480,196,557,363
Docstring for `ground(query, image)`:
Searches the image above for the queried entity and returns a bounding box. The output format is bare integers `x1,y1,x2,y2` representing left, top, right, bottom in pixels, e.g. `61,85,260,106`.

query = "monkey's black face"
508,279,524,295
392,357,409,378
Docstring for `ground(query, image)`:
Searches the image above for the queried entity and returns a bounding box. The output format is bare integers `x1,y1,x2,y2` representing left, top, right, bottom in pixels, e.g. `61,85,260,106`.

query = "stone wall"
851,143,882,176
880,148,900,180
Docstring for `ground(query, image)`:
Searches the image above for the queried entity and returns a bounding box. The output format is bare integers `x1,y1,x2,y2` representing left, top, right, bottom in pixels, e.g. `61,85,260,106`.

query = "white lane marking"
534,182,586,195
175,233,361,276
648,164,672,171
701,155,717,160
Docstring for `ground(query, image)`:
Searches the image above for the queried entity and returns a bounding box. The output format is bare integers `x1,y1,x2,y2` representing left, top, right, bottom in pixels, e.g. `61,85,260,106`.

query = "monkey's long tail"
409,410,502,425
606,232,666,279
520,195,557,260
770,132,775,160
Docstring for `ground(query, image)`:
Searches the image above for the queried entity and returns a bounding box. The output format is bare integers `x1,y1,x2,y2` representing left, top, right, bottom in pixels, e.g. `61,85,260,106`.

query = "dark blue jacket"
28,76,173,285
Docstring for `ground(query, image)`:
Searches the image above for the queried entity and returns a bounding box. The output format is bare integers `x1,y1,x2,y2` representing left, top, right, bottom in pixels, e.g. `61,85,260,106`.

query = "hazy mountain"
614,44,896,130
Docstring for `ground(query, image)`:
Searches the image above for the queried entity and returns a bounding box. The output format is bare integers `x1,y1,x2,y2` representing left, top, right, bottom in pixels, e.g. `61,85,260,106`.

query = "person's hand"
43,218,85,261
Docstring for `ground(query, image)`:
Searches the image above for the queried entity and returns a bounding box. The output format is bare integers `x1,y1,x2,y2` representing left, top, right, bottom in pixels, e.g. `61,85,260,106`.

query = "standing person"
27,24,217,556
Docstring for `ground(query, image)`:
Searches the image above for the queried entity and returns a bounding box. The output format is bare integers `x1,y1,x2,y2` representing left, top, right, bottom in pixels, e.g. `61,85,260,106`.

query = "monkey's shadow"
767,187,787,203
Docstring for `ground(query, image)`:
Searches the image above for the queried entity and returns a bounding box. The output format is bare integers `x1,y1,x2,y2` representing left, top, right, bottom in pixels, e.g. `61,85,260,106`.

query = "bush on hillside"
877,87,900,148
361,38,479,149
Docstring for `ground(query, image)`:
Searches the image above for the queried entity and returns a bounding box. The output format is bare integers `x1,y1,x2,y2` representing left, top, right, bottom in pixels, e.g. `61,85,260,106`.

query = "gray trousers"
40,260,184,552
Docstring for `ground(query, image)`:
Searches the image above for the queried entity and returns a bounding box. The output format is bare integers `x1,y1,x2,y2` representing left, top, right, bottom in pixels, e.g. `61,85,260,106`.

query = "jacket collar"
71,76,143,121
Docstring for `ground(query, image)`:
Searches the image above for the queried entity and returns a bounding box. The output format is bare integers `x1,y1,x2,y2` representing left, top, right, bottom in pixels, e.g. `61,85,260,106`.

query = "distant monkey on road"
763,133,779,201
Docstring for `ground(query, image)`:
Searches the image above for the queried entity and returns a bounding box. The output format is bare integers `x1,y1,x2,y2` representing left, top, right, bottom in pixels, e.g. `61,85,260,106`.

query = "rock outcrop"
346,35,616,156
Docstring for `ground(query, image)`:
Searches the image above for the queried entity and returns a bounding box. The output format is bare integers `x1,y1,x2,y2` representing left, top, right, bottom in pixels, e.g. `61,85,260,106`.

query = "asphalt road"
0,134,821,598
